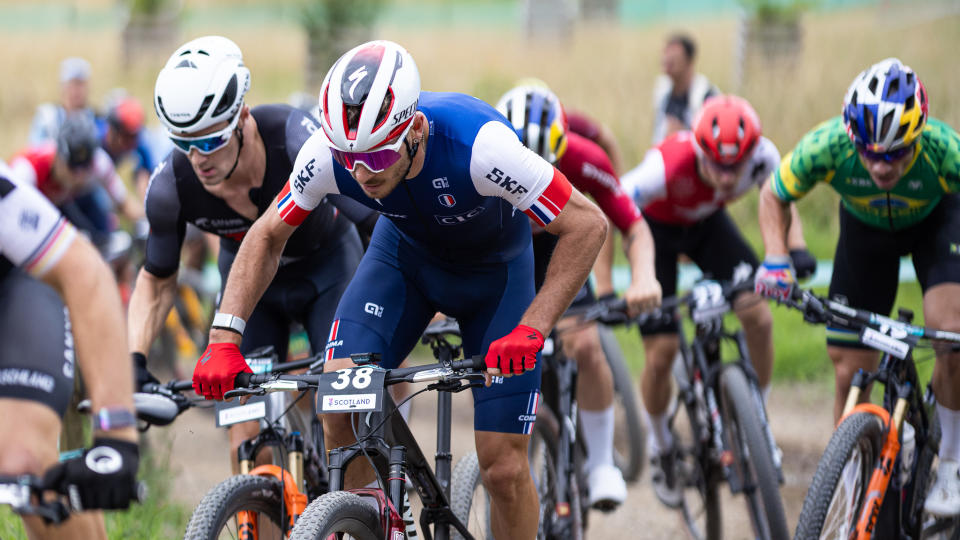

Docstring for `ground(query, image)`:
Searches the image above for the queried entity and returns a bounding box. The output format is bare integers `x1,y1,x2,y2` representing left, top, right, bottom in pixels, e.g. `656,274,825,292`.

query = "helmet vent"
863,107,875,138
850,90,859,107
175,59,197,69
906,72,914,86
868,77,879,95
522,93,532,148
537,103,550,158
886,77,900,99
904,94,915,111
894,123,909,142
879,110,894,140
374,90,394,129
212,74,238,117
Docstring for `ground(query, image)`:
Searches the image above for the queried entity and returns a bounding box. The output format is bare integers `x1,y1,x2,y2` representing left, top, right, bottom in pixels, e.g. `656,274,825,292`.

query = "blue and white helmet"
495,84,568,164
154,35,251,136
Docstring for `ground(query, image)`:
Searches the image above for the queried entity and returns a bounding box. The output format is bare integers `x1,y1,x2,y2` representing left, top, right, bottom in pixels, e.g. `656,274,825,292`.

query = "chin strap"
224,127,245,180
399,137,420,182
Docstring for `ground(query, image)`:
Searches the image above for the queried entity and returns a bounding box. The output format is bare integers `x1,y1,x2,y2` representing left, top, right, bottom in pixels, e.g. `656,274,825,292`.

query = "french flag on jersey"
522,169,573,228
277,182,310,226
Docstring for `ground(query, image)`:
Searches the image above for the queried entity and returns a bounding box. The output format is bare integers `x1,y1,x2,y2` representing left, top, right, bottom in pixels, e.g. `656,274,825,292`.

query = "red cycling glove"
192,342,252,400
485,325,545,375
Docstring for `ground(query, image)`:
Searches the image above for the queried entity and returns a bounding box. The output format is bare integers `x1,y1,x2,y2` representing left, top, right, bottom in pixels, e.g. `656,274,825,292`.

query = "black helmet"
57,113,98,169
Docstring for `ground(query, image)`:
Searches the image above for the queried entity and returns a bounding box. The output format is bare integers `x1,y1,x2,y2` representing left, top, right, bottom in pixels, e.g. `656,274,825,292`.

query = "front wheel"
183,474,287,540
794,411,885,539
290,491,383,539
598,324,646,482
719,365,789,539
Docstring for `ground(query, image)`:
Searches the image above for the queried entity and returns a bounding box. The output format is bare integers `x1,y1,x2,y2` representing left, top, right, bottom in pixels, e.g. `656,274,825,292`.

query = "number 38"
331,367,374,390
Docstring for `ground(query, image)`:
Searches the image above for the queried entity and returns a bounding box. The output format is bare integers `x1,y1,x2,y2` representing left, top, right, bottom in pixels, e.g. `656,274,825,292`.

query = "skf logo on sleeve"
293,158,317,193
485,167,529,196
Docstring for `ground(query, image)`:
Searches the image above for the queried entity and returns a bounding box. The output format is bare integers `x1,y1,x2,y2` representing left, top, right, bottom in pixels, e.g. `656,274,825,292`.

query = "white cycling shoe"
587,463,627,511
925,460,960,517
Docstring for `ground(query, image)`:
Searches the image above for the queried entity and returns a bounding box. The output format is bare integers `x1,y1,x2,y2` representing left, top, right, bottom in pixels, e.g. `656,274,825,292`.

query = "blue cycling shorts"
325,220,541,435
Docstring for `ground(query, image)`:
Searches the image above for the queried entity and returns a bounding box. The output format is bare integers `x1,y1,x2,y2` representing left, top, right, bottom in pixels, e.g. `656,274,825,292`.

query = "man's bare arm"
208,206,297,345
42,236,136,442
592,219,616,297
523,189,607,334
623,219,661,312
127,267,179,355
786,202,807,250
757,180,792,257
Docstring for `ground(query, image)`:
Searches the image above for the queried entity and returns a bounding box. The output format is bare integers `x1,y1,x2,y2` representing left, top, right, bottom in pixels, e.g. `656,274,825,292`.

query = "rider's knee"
0,444,49,476
568,332,604,370
737,298,773,335
479,451,528,500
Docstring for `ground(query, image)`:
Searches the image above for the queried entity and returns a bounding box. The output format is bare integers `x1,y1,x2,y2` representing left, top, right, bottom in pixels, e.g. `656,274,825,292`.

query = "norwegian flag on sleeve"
522,168,573,227
276,182,311,226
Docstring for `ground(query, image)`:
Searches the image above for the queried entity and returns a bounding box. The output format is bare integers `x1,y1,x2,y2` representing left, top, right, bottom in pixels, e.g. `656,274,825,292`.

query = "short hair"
666,33,696,61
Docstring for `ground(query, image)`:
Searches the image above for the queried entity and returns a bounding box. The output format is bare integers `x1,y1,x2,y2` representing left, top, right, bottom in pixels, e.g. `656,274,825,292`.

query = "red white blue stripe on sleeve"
522,168,573,228
276,182,310,226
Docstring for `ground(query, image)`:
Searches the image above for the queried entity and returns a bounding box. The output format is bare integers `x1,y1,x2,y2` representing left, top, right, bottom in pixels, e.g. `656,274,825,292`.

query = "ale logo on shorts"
438,194,456,208
364,302,384,317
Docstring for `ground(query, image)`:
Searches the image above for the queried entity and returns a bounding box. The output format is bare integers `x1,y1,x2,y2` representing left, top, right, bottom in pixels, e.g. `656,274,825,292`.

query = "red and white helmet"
318,40,421,153
693,95,761,166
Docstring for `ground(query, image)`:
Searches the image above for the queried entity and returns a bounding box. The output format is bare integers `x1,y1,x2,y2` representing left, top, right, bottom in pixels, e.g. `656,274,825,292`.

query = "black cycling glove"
789,248,817,280
132,352,159,391
43,437,141,510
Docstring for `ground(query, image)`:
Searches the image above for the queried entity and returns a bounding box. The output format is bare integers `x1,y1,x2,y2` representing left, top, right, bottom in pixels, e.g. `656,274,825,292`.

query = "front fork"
237,430,308,534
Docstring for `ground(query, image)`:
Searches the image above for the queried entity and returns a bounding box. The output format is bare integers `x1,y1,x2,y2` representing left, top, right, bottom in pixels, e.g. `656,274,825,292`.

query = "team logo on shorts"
438,194,456,208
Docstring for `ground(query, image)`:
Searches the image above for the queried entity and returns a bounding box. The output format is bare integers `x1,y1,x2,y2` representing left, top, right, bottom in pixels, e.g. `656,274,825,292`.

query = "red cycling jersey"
554,131,642,234
621,131,780,226
9,143,128,207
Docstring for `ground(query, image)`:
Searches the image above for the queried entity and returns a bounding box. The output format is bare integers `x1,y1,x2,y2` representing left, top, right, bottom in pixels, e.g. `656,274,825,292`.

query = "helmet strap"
224,126,245,180
400,137,420,181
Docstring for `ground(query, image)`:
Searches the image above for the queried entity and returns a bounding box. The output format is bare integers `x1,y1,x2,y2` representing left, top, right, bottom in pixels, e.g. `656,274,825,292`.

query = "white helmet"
154,35,251,136
318,40,420,153
495,85,568,164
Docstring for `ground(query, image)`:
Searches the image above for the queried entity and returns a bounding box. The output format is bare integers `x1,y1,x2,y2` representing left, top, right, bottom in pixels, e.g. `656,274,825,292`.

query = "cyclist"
97,94,156,199
193,40,608,539
129,36,377,471
9,112,144,250
0,160,139,539
622,94,813,506
495,83,660,508
754,58,960,515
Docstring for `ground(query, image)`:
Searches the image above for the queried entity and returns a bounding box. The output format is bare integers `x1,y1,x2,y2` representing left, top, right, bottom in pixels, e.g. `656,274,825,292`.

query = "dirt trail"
154,380,835,538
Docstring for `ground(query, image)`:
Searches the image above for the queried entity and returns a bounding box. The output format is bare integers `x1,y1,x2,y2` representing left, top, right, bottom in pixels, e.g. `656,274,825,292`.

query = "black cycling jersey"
143,104,376,278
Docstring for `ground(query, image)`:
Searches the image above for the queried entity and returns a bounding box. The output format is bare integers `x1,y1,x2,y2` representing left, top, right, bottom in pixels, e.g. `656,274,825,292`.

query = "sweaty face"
184,119,240,187
859,146,915,191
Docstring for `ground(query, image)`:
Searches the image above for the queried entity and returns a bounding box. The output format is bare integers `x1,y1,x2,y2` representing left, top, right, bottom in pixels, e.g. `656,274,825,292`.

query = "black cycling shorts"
218,227,364,359
640,209,760,335
827,194,960,349
532,232,596,310
0,269,75,417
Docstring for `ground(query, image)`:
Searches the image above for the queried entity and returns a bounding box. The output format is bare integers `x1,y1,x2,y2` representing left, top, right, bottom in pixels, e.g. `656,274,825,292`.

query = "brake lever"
223,386,266,400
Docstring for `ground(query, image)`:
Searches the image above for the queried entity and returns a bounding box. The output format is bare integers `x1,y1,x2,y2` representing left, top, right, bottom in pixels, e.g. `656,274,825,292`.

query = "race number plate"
215,395,271,427
316,367,386,413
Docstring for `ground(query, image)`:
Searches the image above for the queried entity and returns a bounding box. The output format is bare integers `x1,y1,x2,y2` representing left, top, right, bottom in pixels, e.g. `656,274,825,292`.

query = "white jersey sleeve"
620,148,667,208
0,160,77,277
748,136,781,187
469,121,571,227
276,130,340,226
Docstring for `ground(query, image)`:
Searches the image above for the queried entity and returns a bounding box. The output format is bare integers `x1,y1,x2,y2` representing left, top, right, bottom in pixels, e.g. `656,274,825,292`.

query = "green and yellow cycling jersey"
771,116,960,230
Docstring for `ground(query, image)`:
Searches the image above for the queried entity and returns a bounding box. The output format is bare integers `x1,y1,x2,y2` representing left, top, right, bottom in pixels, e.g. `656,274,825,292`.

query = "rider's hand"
485,325,544,379
754,255,795,302
43,437,140,511
789,248,817,281
192,342,252,400
131,352,159,392
624,277,662,316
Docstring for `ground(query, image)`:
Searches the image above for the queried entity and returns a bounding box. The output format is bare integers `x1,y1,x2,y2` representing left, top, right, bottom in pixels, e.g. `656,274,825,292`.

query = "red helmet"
693,95,761,166
108,97,145,135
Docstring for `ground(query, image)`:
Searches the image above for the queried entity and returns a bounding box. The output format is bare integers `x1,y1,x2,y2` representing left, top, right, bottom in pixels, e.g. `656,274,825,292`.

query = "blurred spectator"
29,57,97,145
651,33,719,144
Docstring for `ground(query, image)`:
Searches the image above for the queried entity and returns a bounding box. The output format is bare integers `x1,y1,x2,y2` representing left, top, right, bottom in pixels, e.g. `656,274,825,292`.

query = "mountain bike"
604,279,788,540
180,349,327,540
226,320,487,540
597,322,646,483
783,287,960,539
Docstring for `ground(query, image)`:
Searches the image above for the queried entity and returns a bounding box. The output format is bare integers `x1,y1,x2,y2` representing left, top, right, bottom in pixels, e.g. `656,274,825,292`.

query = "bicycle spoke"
821,450,867,538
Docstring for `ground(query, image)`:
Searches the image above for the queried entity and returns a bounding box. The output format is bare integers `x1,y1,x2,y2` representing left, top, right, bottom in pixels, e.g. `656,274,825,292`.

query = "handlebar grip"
234,372,251,389
452,355,486,371
170,380,195,392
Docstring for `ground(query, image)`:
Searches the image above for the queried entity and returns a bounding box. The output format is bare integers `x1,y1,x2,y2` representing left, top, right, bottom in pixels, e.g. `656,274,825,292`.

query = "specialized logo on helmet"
347,66,369,101
340,45,385,106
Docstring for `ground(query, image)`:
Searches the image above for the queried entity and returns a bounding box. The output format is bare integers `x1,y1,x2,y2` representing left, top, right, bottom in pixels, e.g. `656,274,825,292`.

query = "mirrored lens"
857,144,913,163
330,148,402,173
170,132,231,155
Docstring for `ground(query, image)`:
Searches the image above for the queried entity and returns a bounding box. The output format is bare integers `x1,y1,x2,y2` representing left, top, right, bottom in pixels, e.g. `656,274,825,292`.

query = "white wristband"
212,312,246,335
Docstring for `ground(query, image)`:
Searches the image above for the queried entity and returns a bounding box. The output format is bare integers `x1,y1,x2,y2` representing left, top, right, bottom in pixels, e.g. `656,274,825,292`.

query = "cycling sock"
642,407,673,455
580,406,615,473
938,403,960,463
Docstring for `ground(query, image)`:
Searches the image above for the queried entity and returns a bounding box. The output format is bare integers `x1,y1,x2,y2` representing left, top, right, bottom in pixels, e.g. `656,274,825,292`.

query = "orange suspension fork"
237,465,309,537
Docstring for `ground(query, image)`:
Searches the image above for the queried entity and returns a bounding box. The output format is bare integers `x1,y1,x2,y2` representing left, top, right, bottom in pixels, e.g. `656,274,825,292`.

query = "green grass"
0,443,192,538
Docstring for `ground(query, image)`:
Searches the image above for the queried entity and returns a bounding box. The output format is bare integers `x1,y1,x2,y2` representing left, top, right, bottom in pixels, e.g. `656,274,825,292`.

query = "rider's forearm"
128,267,179,356
786,203,807,250
758,181,791,257
523,197,607,334
625,219,657,289
43,238,137,443
210,217,286,344
592,221,616,297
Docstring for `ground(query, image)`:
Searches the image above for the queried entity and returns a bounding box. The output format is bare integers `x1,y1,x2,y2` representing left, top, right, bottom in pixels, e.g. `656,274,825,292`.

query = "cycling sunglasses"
857,143,914,163
168,113,240,155
330,147,403,173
